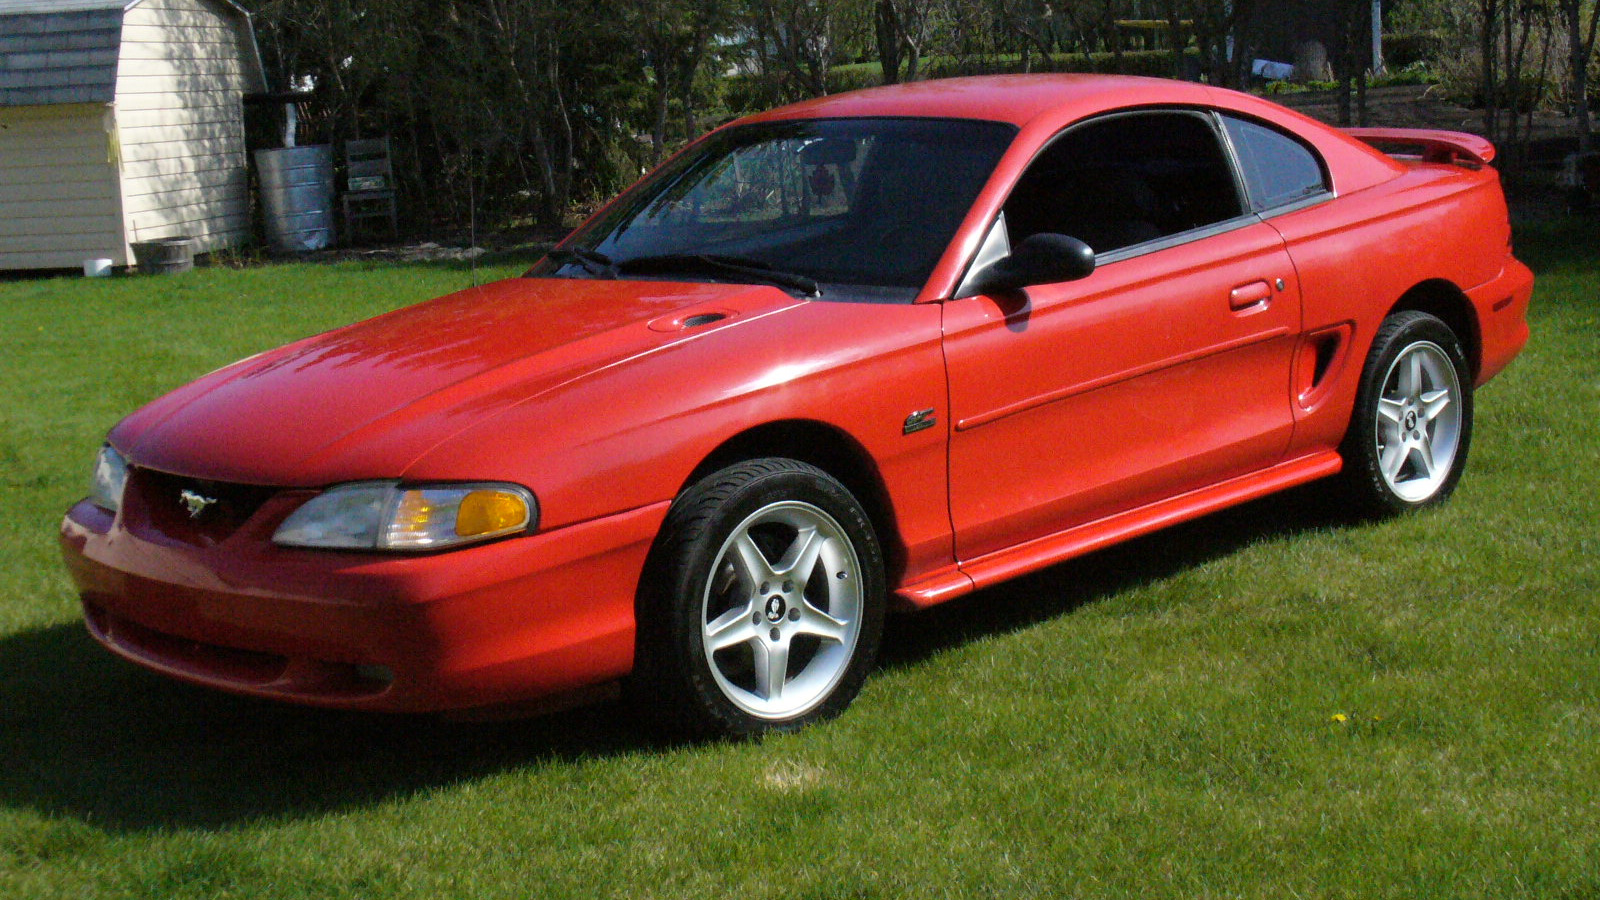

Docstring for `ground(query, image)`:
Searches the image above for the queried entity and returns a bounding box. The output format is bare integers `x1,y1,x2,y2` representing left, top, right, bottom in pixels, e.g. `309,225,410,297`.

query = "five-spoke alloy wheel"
1342,311,1474,515
701,500,866,720
636,458,884,737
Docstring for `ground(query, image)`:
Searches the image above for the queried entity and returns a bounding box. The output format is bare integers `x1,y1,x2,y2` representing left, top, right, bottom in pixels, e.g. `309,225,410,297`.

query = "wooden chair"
341,137,398,240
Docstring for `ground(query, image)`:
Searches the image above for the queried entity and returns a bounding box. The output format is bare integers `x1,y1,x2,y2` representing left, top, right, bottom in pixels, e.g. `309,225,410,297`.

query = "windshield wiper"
617,254,820,297
545,247,618,279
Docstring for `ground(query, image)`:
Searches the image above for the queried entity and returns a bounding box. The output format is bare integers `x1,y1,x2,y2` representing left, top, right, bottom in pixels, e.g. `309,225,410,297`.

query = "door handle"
1229,280,1273,311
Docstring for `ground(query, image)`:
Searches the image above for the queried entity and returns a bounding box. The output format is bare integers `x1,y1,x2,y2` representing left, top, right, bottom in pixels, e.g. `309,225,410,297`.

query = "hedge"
722,49,1199,117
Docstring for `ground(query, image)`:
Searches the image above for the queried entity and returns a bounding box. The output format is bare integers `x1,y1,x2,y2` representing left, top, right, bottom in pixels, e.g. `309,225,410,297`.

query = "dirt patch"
300,224,565,266
1274,83,1584,222
1271,83,1572,138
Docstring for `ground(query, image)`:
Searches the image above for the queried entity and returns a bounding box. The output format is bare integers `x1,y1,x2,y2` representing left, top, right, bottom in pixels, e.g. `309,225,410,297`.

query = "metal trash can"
130,236,194,275
256,145,335,252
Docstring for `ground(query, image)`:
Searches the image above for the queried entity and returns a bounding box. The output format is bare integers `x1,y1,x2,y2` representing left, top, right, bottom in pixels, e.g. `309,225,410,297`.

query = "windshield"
532,118,1017,301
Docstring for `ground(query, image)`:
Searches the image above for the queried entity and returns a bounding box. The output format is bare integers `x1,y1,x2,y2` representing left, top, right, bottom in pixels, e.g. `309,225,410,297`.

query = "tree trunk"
1500,0,1536,168
1525,18,1557,156
1481,0,1500,142
876,0,903,84
1104,1,1122,64
1357,68,1368,127
1356,0,1369,127
650,73,671,163
680,75,699,141
676,30,707,144
1166,2,1185,78
547,34,574,223
1565,0,1600,153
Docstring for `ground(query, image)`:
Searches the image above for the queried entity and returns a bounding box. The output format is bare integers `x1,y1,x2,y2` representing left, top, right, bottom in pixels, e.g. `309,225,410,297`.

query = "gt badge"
902,408,937,435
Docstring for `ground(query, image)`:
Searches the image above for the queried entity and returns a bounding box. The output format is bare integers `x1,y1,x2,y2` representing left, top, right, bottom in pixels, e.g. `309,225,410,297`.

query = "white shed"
0,0,266,271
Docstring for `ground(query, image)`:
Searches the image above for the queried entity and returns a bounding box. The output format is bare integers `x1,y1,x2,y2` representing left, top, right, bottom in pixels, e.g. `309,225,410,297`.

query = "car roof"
738,73,1399,204
744,74,1222,130
731,74,1410,304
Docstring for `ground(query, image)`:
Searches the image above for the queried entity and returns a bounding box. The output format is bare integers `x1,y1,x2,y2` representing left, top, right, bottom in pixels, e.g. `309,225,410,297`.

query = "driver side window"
1003,111,1244,256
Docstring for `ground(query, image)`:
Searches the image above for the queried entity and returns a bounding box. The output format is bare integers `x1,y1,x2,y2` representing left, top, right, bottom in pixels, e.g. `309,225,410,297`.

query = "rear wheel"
635,459,885,737
1340,311,1473,515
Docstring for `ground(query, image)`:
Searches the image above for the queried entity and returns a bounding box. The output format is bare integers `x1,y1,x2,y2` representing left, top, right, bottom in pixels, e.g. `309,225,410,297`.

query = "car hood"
112,277,804,486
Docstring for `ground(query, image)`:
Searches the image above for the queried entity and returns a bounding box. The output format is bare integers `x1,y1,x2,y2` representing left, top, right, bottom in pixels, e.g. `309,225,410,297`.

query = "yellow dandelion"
1331,713,1348,723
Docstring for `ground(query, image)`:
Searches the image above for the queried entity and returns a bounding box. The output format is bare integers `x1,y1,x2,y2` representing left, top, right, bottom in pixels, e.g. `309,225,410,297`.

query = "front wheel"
1340,310,1474,516
635,459,885,738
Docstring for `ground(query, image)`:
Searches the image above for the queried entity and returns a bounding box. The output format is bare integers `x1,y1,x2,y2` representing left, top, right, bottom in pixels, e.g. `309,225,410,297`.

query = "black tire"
1339,310,1474,517
633,458,886,738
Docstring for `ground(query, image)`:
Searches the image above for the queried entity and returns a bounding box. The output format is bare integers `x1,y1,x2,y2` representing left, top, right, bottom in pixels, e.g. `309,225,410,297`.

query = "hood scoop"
647,308,738,333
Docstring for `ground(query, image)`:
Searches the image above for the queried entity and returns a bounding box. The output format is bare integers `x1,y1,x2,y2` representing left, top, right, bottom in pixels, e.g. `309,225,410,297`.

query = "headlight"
272,481,537,551
89,445,129,513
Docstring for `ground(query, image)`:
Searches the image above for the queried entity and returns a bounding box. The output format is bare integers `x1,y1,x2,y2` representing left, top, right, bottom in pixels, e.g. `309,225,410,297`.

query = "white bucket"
84,258,113,277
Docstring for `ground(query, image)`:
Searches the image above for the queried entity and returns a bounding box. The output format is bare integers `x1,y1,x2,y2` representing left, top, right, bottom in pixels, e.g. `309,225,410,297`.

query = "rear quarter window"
1223,115,1329,211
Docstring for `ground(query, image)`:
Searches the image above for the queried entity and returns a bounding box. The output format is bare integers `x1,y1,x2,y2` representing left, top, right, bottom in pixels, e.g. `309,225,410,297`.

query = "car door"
941,110,1303,563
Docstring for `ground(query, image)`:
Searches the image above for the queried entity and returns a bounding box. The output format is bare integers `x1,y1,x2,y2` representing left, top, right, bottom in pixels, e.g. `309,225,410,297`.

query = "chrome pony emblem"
765,595,787,622
179,488,219,519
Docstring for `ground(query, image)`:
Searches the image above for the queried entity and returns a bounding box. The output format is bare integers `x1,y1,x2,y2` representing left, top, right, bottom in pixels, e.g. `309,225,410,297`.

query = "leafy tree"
1328,0,1376,127
1157,0,1255,87
623,0,735,162
1560,0,1600,151
874,0,936,83
742,0,870,100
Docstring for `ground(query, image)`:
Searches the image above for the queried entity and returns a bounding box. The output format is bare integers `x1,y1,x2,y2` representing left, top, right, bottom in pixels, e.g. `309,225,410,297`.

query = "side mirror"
968,233,1095,295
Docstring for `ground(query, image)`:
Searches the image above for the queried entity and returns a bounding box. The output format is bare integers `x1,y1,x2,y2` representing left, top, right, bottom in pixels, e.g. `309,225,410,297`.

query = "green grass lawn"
1,225,1597,899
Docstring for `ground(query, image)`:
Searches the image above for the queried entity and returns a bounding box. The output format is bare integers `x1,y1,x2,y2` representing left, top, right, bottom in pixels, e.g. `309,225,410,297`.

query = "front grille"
130,469,280,545
86,601,289,684
84,601,394,700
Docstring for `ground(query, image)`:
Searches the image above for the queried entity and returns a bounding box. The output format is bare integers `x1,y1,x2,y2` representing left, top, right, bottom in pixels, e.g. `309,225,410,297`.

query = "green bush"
1384,31,1447,69
1258,67,1436,97
722,51,1200,119
1376,64,1441,87
720,73,786,118
828,64,885,94
920,49,1193,80
1435,44,1565,114
1453,74,1559,114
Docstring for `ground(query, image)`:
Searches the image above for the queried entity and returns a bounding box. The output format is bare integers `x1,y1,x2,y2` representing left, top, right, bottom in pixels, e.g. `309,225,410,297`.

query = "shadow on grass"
0,625,669,832
878,481,1358,671
0,482,1355,833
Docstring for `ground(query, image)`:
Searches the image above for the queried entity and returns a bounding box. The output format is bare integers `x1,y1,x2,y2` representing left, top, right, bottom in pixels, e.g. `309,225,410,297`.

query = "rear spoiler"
1343,128,1496,168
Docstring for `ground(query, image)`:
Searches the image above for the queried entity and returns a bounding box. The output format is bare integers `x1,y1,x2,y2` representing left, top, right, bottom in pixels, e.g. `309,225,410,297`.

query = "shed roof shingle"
0,7,122,106
0,1,259,107
0,2,126,14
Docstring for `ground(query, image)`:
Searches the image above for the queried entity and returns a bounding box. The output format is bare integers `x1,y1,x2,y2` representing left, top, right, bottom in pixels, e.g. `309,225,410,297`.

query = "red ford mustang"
61,75,1532,736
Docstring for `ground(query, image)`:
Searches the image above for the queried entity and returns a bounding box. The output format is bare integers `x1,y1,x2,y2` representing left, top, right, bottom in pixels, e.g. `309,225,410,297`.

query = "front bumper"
60,488,668,713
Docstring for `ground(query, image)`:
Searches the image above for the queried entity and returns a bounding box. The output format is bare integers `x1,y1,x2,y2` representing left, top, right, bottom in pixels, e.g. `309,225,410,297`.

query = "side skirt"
895,450,1343,609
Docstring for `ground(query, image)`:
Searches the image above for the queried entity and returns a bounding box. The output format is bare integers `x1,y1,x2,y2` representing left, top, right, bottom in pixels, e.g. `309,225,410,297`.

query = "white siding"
0,104,125,270
112,0,260,257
